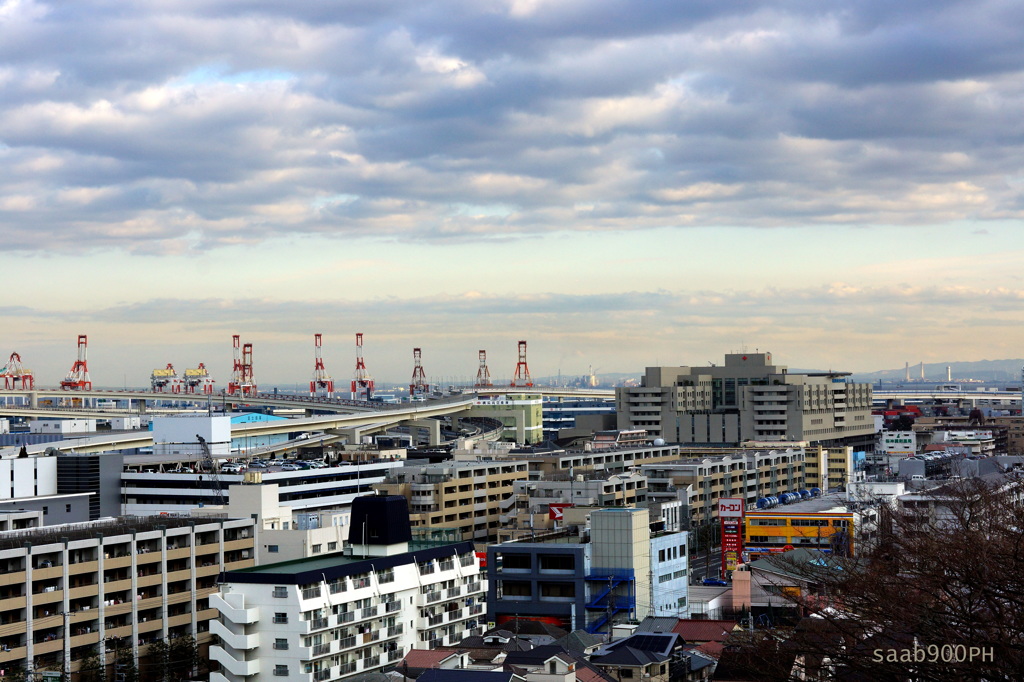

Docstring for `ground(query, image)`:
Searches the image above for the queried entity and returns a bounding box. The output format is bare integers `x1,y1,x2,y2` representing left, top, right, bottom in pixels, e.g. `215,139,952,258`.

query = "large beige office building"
616,353,874,444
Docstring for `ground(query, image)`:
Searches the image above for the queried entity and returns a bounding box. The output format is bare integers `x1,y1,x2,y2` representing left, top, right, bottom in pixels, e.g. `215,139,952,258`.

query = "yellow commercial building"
743,493,859,561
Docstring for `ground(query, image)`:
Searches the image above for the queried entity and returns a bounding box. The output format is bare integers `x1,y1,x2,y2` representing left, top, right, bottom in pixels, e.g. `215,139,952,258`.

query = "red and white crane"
474,350,492,388
151,363,181,393
310,333,334,396
227,335,257,396
183,363,215,394
351,333,374,401
0,352,34,389
510,340,533,388
60,335,92,390
410,347,429,397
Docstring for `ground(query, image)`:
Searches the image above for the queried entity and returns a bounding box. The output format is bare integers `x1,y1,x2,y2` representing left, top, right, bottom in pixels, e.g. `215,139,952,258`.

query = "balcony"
302,617,329,633
384,600,401,613
425,591,442,603
312,643,332,657
314,670,331,682
360,606,377,620
211,646,259,677
210,618,259,650
446,587,461,599
384,624,404,639
103,554,134,569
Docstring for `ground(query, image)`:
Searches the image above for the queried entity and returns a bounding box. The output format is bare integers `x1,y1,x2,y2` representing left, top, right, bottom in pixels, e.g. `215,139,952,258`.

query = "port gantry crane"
60,334,92,390
310,333,334,396
0,352,34,389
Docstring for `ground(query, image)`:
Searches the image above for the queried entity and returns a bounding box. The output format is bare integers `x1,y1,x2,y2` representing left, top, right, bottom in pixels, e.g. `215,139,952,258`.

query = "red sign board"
549,503,573,520
721,518,744,575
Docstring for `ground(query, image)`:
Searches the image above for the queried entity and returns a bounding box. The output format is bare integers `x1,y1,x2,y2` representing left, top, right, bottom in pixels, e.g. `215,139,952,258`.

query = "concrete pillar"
406,418,442,446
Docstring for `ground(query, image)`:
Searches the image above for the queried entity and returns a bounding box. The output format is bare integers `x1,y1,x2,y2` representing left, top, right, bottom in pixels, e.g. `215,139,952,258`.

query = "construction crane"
195,435,227,507
0,352,34,389
151,363,180,393
183,363,215,394
60,334,92,390
310,333,334,396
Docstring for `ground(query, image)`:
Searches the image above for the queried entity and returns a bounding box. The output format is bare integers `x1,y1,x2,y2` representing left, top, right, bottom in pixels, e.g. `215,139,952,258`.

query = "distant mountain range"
545,361,1024,388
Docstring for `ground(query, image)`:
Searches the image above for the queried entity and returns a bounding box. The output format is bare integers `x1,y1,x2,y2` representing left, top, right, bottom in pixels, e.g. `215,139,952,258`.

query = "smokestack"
905,362,910,382
920,362,925,380
947,366,952,382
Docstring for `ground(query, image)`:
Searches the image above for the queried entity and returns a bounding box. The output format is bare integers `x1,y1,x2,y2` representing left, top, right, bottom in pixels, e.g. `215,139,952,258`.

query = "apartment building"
802,445,856,492
192,484,352,565
470,439,682,479
497,472,649,542
616,353,874,445
374,460,530,540
210,496,485,682
639,447,807,527
0,515,255,678
487,508,688,633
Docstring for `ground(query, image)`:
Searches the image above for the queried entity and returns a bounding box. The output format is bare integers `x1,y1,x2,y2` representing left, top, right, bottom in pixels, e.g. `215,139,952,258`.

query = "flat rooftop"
746,493,851,515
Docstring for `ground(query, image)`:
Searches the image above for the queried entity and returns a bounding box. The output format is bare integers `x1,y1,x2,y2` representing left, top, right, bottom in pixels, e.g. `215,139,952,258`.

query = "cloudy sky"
2,0,1024,387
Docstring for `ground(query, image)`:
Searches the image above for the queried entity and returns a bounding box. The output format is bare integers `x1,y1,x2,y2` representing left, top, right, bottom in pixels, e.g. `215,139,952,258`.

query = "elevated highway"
3,394,479,457
0,386,613,414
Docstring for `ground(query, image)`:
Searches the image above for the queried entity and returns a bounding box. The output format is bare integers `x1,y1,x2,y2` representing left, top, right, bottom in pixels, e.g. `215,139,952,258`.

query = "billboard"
720,517,744,575
549,503,573,520
719,497,745,518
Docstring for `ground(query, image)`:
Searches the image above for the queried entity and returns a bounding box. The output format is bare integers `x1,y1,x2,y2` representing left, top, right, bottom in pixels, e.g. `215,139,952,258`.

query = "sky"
2,0,1024,387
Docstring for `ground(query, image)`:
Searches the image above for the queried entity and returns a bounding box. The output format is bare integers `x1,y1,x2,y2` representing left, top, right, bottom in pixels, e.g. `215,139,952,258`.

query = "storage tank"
811,487,822,496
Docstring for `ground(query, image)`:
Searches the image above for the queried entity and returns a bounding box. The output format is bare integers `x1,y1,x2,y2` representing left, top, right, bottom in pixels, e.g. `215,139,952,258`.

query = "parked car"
280,463,302,472
702,578,729,587
247,461,267,469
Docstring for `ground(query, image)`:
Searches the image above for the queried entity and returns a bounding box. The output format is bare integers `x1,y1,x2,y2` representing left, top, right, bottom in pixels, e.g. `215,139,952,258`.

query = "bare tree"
724,474,1024,681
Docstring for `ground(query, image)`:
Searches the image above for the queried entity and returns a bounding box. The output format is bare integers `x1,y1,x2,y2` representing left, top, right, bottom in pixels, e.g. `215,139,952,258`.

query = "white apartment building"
211,496,486,682
193,484,351,565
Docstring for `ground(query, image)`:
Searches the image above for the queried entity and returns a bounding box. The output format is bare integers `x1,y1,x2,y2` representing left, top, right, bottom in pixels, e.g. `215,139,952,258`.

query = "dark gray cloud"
2,0,1024,252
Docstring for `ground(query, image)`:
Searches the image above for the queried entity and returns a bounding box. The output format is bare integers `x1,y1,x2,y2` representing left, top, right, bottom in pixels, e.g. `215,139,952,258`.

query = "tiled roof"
671,619,740,643
399,649,463,669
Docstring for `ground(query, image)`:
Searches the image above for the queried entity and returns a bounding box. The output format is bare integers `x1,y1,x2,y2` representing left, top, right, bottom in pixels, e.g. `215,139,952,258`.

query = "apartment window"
274,613,289,624
311,544,322,554
274,665,289,676
273,586,288,598
66,505,72,513
268,545,279,553
274,638,289,650
42,507,48,515
328,542,338,551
